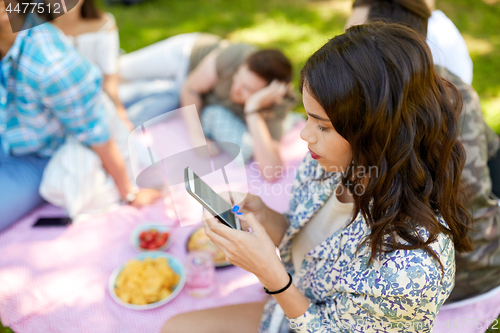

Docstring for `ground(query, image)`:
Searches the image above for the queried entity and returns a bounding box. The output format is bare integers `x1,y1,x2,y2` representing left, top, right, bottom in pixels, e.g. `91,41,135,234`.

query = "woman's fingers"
202,218,232,250
237,213,265,235
204,212,240,239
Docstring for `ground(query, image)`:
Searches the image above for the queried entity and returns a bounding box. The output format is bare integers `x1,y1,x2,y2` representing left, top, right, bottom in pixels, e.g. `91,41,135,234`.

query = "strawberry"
156,237,166,247
139,240,148,249
139,231,147,241
146,243,157,250
144,232,153,242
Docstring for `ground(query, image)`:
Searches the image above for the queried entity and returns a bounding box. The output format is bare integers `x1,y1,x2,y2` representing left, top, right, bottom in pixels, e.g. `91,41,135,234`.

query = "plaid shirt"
0,21,109,157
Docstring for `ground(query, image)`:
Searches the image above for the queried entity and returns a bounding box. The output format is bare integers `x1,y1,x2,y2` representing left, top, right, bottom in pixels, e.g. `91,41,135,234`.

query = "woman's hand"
212,191,268,231
130,189,163,207
218,191,287,247
202,210,288,287
244,80,288,114
228,192,267,229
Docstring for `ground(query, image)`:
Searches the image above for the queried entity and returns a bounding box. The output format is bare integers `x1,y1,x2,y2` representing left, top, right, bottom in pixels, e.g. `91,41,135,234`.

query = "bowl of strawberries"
131,223,172,251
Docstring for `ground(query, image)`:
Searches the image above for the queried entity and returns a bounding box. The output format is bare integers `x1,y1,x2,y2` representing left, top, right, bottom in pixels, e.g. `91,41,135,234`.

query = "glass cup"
185,251,215,298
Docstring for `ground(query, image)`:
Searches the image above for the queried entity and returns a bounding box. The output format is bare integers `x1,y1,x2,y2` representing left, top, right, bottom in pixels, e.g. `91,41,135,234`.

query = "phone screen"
33,217,72,227
186,168,238,229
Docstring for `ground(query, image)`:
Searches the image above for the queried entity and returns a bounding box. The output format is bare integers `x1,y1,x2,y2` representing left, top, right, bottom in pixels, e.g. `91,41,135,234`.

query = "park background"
1,0,499,332
108,0,500,133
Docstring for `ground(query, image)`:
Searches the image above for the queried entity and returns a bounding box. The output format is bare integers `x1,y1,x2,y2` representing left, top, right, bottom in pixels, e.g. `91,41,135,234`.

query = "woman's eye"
316,124,327,132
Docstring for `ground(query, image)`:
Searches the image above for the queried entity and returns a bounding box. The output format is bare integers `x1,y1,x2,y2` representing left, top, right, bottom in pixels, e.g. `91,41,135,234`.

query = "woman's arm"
245,113,282,182
180,51,219,146
92,140,161,206
103,73,133,131
91,139,131,199
229,192,288,247
203,212,448,332
244,81,288,182
203,211,309,318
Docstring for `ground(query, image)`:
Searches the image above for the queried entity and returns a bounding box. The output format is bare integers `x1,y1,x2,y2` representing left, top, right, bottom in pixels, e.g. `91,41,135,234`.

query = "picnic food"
187,227,228,266
139,229,169,250
114,257,180,305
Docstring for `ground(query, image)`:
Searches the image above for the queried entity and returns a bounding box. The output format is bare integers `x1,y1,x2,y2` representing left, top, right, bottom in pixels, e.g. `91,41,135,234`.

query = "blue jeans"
200,105,254,163
119,80,180,127
0,138,49,231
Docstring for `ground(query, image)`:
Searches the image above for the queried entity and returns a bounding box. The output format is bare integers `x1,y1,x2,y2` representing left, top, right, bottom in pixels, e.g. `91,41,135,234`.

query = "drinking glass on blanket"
185,251,215,297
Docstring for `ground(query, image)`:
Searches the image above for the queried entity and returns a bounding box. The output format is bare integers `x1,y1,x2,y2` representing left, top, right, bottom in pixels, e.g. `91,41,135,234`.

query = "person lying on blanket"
347,0,500,306
119,33,297,181
161,23,473,333
0,1,160,230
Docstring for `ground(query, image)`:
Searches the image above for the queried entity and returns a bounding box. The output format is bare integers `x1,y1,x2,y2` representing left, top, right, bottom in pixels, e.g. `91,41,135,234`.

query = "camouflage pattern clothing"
437,66,500,303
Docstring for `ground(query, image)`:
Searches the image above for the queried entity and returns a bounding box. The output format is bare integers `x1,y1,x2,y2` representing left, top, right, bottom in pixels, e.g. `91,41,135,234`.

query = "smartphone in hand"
185,167,241,230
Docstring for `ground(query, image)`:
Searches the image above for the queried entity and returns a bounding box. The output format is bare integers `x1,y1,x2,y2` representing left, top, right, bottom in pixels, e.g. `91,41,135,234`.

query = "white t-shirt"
291,186,354,274
66,13,120,75
427,10,473,85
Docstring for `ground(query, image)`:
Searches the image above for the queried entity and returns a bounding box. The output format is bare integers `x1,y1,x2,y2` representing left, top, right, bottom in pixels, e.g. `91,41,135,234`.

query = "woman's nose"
300,122,316,144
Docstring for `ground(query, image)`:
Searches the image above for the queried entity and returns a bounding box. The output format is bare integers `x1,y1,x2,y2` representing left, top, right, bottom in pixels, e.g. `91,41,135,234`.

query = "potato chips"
114,257,180,305
187,227,227,265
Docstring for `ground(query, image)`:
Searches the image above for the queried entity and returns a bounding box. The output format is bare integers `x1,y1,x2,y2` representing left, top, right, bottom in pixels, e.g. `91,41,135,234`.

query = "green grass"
101,0,500,133
1,1,499,331
0,320,14,333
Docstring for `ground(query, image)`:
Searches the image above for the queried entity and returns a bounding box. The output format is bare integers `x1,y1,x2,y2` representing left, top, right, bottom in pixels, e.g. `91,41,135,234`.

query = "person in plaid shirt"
0,3,160,229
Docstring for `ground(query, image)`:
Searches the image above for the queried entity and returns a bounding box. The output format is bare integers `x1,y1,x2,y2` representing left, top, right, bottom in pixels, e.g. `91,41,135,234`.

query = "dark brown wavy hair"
300,23,473,270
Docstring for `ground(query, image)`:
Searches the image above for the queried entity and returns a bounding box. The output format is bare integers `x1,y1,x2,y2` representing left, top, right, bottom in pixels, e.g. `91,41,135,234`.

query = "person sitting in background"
163,23,472,333
347,0,473,85
0,1,160,230
119,33,297,181
347,0,500,304
48,0,133,131
425,0,473,85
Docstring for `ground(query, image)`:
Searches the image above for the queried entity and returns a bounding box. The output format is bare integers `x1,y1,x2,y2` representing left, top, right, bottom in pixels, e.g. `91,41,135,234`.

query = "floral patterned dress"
258,153,455,333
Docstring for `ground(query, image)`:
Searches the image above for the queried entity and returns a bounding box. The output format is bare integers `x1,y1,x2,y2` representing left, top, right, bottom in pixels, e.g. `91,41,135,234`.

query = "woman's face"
300,88,352,173
229,64,267,105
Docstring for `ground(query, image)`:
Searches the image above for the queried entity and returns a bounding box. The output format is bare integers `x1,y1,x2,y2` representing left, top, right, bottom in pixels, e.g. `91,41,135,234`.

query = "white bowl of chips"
109,252,186,310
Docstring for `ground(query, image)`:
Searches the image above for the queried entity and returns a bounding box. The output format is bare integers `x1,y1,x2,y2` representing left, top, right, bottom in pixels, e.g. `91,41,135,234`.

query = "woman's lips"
309,149,321,159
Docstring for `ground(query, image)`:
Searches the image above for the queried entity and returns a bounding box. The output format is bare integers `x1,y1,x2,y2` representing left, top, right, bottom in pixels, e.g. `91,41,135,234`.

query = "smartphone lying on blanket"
33,217,72,227
184,167,241,230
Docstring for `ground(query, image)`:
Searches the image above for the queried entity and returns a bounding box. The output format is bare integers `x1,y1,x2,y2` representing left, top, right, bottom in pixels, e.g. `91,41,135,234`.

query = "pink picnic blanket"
1,117,499,333
0,119,307,333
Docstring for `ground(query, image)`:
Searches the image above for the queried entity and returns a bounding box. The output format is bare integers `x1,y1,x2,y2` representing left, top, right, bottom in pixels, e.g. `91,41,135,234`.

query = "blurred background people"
119,34,297,180
425,0,473,85
346,0,500,304
0,0,159,229
346,0,473,85
49,0,133,130
48,1,299,180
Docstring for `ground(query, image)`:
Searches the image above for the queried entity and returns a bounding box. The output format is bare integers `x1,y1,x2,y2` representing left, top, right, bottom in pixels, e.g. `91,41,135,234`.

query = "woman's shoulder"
357,214,455,280
337,214,455,303
98,12,117,32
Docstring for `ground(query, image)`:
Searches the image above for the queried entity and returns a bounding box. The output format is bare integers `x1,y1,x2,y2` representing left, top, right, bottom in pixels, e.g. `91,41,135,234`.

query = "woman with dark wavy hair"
162,22,472,333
